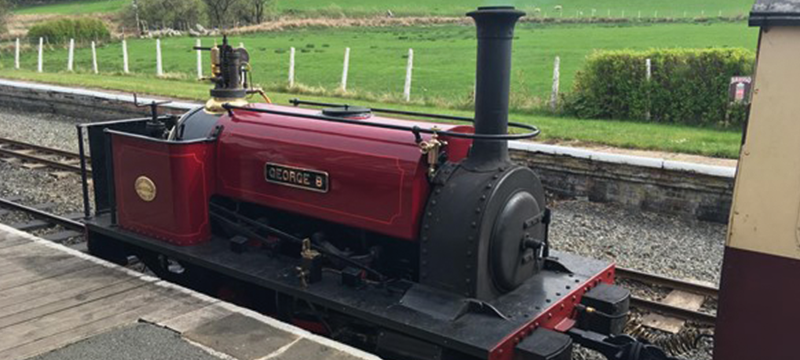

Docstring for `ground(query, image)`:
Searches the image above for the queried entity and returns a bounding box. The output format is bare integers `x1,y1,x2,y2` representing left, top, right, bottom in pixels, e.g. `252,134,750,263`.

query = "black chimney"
463,6,524,171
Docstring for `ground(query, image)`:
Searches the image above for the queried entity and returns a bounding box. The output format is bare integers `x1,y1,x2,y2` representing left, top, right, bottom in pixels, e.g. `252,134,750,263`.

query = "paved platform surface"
0,224,381,360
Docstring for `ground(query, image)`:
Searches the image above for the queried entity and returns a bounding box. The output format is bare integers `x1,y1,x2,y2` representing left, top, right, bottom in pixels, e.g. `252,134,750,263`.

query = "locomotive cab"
78,7,664,360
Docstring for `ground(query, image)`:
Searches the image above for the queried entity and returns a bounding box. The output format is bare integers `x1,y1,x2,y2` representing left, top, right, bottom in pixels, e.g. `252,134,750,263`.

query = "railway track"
617,267,718,326
0,137,90,175
0,197,86,245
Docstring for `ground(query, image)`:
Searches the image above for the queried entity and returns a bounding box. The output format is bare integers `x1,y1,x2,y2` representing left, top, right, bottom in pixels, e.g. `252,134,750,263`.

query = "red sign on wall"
729,76,752,103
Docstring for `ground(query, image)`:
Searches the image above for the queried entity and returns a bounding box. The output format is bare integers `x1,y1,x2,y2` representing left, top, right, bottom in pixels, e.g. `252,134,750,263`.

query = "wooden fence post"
91,41,98,74
196,39,202,79
37,37,43,73
646,58,652,121
67,38,74,71
14,38,20,70
403,48,413,102
550,56,560,111
156,38,163,76
122,39,130,73
288,47,295,87
341,47,350,91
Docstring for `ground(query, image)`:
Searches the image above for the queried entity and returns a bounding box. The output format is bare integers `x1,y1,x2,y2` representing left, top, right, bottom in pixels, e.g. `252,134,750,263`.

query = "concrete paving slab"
27,323,225,360
184,313,299,360
277,338,367,360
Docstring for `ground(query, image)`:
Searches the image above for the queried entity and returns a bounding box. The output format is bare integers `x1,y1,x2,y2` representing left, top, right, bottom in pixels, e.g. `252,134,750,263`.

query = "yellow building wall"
728,26,800,261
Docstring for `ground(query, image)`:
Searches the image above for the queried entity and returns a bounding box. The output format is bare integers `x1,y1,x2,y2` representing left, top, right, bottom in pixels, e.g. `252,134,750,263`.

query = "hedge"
563,48,755,128
28,17,110,44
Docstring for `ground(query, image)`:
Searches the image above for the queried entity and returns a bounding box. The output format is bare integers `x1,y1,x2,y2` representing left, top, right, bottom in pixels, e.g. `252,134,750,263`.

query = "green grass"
13,0,128,15
0,70,743,158
12,0,754,17
4,22,759,104
278,0,753,17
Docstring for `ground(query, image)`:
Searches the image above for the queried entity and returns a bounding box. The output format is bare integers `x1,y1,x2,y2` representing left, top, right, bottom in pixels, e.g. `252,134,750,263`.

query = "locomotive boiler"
78,7,674,360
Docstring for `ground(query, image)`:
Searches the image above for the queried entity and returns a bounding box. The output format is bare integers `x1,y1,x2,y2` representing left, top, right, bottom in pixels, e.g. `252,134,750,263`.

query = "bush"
27,18,110,44
563,48,755,128
123,0,207,32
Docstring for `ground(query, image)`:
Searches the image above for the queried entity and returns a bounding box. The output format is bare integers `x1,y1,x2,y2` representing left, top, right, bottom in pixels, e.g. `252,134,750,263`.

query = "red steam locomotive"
77,7,675,360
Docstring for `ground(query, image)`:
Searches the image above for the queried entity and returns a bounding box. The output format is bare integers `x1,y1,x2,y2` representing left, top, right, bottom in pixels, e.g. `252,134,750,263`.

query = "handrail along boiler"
78,7,674,360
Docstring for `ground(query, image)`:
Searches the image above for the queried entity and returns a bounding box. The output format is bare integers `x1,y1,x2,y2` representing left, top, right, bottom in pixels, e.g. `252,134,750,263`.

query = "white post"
638,11,641,19
156,38,163,76
654,10,658,18
14,38,20,70
621,10,625,18
607,9,610,17
646,58,652,120
122,39,130,73
701,10,705,17
37,37,43,73
67,38,74,71
403,48,413,102
341,47,350,91
550,56,560,111
288,47,295,87
196,38,202,79
91,41,98,74
718,10,722,17
684,10,687,18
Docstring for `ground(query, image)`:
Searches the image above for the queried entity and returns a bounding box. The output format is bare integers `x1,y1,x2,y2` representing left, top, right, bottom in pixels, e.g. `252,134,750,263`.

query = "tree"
123,0,207,32
203,0,241,28
244,0,272,24
0,0,10,34
230,0,273,26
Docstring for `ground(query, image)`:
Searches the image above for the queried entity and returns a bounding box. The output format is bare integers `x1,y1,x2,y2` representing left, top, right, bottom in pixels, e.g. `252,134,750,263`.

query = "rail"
617,267,718,326
0,137,90,175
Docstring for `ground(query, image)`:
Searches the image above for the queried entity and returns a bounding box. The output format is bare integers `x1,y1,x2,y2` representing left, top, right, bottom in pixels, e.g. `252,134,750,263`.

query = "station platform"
0,224,381,360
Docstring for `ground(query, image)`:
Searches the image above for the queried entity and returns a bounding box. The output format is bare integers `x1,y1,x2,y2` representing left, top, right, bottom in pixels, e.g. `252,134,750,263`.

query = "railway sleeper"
11,219,52,232
44,230,84,243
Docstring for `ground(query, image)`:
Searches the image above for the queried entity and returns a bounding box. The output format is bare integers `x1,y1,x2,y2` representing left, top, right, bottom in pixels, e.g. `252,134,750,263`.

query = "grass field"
12,0,753,17
3,22,759,105
0,69,743,158
277,0,754,17
13,0,128,15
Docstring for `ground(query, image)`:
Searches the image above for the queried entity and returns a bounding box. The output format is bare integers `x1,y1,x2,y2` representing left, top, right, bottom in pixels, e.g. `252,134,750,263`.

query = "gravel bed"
0,159,86,241
0,108,86,153
548,199,724,360
0,108,88,242
549,199,727,286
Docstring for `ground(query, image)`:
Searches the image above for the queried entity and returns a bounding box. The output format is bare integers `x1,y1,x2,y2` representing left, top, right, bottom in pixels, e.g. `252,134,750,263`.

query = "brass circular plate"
135,176,157,202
